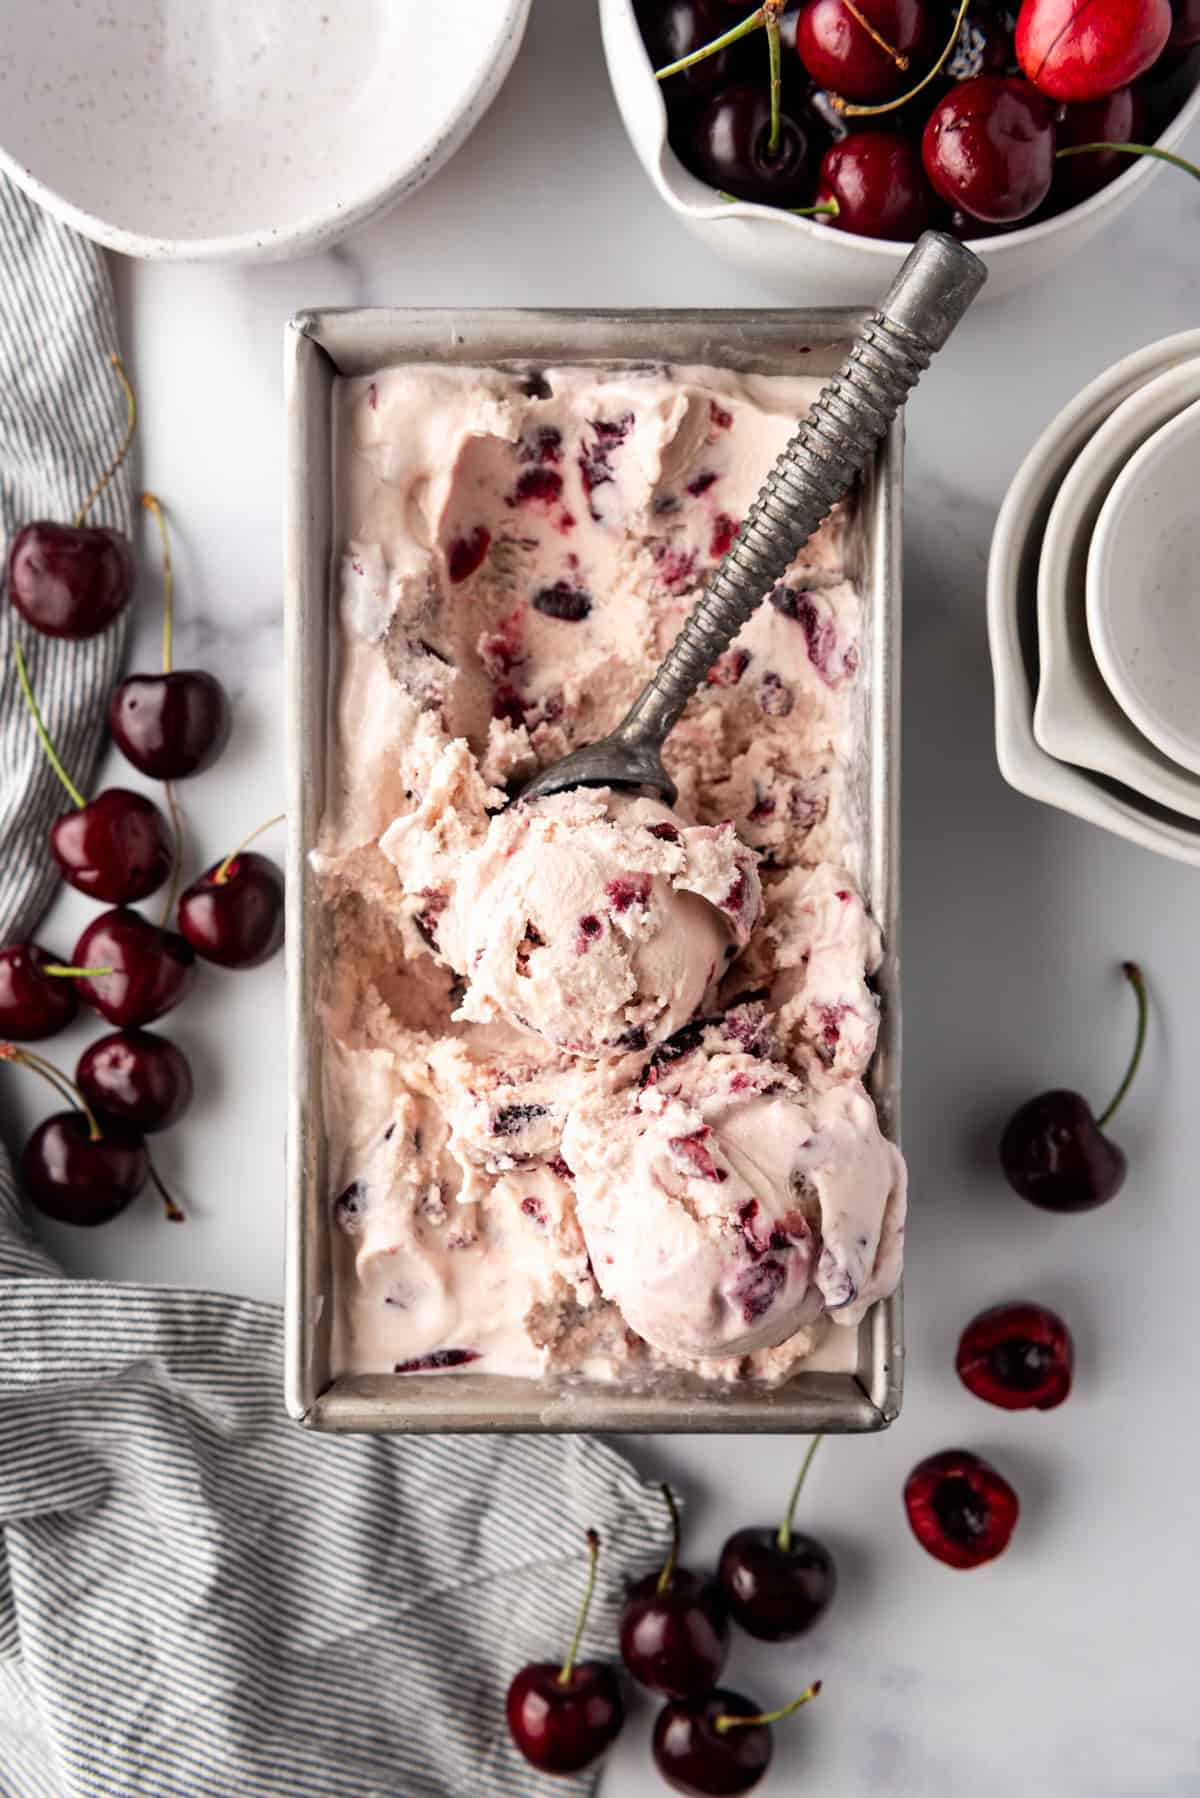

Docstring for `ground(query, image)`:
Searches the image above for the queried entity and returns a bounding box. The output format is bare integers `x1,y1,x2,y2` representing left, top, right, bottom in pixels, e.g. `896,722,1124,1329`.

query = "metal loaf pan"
284,308,903,1435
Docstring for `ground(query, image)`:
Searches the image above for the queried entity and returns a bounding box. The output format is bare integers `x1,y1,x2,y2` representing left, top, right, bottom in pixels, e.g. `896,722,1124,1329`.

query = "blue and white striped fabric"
0,176,670,1798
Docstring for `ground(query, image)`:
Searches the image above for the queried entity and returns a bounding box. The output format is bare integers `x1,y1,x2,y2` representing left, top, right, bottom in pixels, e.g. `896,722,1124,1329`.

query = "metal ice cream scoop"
517,230,986,807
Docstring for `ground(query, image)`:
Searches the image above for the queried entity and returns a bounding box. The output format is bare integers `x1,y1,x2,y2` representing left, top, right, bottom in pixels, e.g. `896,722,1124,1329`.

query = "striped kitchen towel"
0,176,670,1797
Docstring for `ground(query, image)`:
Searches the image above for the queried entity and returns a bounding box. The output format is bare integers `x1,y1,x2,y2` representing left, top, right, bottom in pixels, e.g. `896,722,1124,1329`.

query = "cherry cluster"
507,1456,832,1794
1,361,284,1230
640,0,1200,241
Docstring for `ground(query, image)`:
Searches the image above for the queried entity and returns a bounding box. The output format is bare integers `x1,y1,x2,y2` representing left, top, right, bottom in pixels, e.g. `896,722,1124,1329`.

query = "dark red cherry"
716,1438,835,1641
77,1029,194,1134
620,1485,729,1699
1000,963,1145,1213
0,944,79,1041
797,0,931,103
73,910,196,1029
638,0,735,95
1052,84,1142,206
816,131,933,237
1169,0,1200,49
904,1449,1019,1569
177,851,284,969
686,83,821,204
21,1110,148,1226
1016,0,1171,102
956,1302,1074,1410
108,671,231,780
7,522,134,640
922,75,1056,221
50,788,173,904
506,1531,625,1775
652,1683,821,1796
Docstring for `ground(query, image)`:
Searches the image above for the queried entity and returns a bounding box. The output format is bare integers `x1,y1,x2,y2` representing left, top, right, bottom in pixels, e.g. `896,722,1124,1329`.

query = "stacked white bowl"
989,331,1200,864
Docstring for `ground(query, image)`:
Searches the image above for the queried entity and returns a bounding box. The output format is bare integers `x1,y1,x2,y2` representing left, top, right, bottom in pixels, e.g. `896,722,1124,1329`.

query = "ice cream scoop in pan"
518,231,986,806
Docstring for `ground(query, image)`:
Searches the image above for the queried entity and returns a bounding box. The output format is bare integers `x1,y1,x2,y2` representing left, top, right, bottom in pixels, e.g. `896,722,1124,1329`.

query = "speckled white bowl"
0,0,531,262
600,0,1200,305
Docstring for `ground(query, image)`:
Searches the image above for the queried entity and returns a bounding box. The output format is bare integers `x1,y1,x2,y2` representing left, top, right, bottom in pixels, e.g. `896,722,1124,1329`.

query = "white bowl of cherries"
600,0,1200,303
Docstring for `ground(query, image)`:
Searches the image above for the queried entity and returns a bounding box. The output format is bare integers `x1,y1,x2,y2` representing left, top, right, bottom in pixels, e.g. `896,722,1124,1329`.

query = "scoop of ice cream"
386,787,760,1059
561,1009,905,1359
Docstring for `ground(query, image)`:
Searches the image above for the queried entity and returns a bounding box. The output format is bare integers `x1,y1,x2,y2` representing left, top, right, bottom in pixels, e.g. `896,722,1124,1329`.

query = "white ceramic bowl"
0,0,531,261
600,0,1200,304
1034,359,1200,819
1088,395,1200,776
988,329,1200,867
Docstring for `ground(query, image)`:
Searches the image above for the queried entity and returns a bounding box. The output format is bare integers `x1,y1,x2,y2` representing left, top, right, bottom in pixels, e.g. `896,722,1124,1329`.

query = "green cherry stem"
0,1043,104,1142
766,2,783,158
41,964,114,978
714,1681,823,1735
655,4,765,80
778,1434,822,1554
213,813,285,887
1056,143,1200,185
656,1483,681,1595
12,638,86,809
559,1530,601,1686
833,0,969,115
719,192,839,217
141,492,174,674
75,355,137,529
1096,962,1148,1130
147,1160,186,1224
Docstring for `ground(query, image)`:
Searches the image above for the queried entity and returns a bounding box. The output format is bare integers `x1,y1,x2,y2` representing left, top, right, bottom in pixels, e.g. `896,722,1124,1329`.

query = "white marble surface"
6,4,1200,1793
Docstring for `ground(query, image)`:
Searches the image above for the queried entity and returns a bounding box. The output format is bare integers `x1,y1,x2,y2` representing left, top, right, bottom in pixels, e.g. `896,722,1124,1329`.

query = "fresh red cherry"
177,838,284,970
717,1436,836,1641
652,1682,821,1796
107,496,231,781
77,1029,193,1134
639,0,737,95
686,83,822,203
1051,83,1142,205
1000,961,1145,1213
13,637,173,904
8,523,134,641
5,356,137,640
956,1302,1074,1410
797,0,931,103
506,1530,625,1775
0,944,80,1041
904,1449,1019,1569
620,1484,730,1699
1016,0,1171,101
0,1042,149,1226
922,75,1056,221
49,788,173,905
816,130,933,236
73,910,196,1029
1169,0,1200,49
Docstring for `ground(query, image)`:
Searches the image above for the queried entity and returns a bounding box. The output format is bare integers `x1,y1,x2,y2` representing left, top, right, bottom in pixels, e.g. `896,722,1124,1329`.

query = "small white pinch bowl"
599,0,1200,305
0,0,531,262
1087,396,1200,778
988,328,1200,867
1033,359,1200,820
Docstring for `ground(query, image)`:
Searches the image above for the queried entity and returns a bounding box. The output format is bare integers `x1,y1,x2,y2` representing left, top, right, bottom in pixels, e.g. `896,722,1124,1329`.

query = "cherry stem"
766,2,782,159
714,1681,823,1735
213,813,285,886
720,192,839,217
1097,962,1148,1129
12,638,86,809
558,1529,600,1687
160,783,184,928
843,0,908,69
41,964,115,978
656,1483,681,1595
777,1433,822,1554
654,5,765,79
148,1159,185,1223
1056,143,1200,185
833,0,968,116
0,1043,103,1142
141,493,174,674
74,355,137,529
